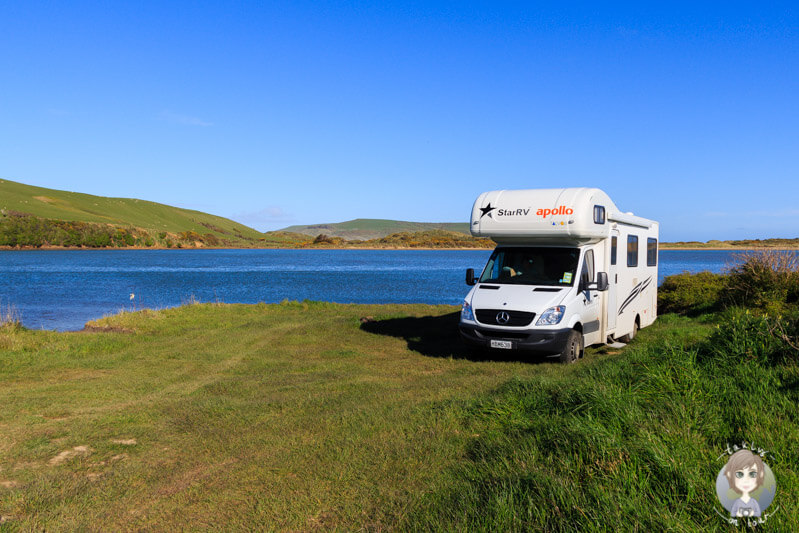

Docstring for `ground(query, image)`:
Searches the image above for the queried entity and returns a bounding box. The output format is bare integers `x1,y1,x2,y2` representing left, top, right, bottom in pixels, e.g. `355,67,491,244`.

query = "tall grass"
0,300,21,329
403,313,798,531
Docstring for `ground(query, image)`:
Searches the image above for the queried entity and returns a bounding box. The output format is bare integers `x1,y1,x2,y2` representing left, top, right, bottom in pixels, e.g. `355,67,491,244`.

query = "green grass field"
0,180,488,248
0,179,263,244
1,302,796,531
281,219,472,240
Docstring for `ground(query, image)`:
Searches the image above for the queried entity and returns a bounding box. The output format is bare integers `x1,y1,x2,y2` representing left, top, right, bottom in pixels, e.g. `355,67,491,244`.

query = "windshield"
478,247,580,286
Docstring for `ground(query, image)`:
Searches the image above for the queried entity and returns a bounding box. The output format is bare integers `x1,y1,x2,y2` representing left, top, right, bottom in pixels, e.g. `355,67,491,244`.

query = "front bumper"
459,322,573,354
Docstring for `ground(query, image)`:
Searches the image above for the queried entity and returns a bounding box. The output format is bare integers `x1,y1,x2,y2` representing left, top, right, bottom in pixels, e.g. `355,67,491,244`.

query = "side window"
490,251,504,279
480,251,500,281
627,235,638,267
580,249,595,287
610,236,617,266
593,205,606,224
647,238,658,266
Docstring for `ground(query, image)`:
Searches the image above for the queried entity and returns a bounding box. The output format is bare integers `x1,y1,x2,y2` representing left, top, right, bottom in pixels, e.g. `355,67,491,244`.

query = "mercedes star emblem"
496,311,511,325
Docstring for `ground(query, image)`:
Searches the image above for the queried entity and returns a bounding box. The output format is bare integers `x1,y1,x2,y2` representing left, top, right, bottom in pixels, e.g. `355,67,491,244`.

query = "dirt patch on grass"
0,480,19,488
111,438,138,445
156,458,238,499
49,445,92,466
81,325,135,334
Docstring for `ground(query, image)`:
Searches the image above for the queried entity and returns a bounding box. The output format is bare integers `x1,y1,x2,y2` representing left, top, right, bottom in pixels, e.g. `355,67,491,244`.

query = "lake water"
0,249,745,332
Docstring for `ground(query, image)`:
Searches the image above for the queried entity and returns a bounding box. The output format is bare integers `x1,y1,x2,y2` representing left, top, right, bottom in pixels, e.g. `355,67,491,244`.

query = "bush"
179,230,203,244
702,307,799,366
724,250,799,312
203,233,220,246
312,234,345,245
658,271,727,316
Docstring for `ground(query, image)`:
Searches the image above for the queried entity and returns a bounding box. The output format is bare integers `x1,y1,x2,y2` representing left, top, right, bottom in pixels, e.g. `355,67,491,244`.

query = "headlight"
461,300,475,321
536,305,565,326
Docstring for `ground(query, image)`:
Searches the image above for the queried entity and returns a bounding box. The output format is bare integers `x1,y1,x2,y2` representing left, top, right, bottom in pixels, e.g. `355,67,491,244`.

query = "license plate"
490,339,513,350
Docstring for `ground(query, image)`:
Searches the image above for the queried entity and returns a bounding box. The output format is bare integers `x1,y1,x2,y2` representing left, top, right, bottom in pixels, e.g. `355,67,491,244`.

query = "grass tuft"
0,300,22,330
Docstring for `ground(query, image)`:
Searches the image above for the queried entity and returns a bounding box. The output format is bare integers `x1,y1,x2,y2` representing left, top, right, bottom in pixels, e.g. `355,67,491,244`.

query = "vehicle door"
606,230,619,332
579,248,602,345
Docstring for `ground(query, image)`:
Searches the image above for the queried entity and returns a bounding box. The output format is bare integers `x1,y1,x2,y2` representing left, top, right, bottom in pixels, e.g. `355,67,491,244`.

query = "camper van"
459,188,659,363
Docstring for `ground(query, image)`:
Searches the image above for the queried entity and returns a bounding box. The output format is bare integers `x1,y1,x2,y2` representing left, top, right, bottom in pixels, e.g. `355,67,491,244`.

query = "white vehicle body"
459,188,659,361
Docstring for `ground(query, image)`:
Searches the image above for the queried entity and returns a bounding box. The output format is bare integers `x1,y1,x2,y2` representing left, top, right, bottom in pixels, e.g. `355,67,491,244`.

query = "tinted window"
479,247,580,286
647,238,658,266
610,236,617,266
580,249,595,288
593,205,606,224
627,235,638,267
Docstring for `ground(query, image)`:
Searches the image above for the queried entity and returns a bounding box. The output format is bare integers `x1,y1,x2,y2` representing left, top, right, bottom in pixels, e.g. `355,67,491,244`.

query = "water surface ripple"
0,249,744,331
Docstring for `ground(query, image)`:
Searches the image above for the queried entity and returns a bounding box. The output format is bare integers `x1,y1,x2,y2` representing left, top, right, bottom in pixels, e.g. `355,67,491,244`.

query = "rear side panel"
613,221,659,339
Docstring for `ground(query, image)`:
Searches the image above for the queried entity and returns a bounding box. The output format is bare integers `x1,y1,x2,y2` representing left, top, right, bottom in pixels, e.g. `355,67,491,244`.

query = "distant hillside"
281,219,471,240
0,179,263,247
661,238,799,249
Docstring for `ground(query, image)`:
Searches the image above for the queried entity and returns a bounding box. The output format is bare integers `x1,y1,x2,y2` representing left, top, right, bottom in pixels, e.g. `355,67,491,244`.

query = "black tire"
619,319,639,344
559,329,583,364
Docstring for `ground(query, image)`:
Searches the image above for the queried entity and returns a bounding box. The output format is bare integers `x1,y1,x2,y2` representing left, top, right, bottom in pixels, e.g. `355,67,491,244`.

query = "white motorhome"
459,188,659,363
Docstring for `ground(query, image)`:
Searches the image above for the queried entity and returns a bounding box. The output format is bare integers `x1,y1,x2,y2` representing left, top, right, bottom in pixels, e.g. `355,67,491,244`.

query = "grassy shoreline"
1,298,797,530
3,244,798,251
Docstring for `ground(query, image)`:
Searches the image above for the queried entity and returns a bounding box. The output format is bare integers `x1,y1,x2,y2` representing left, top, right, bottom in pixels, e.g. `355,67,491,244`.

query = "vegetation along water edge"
0,251,797,530
2,179,797,250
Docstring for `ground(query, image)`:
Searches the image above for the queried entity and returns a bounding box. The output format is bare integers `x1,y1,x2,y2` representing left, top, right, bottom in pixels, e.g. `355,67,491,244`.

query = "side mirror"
466,268,476,286
583,272,609,292
596,272,609,291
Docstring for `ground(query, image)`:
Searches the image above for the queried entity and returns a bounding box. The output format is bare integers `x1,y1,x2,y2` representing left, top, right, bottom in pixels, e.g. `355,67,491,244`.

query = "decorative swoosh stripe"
618,277,652,315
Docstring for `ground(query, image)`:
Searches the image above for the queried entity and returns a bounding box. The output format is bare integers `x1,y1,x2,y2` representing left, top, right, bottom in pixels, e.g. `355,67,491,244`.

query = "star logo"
479,203,496,219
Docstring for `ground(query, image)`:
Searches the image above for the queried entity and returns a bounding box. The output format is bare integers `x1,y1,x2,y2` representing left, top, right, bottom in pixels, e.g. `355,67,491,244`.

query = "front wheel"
559,329,584,364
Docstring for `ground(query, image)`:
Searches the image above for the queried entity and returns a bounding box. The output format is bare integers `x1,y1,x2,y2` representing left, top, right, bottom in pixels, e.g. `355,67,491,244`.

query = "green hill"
0,179,263,247
281,219,471,240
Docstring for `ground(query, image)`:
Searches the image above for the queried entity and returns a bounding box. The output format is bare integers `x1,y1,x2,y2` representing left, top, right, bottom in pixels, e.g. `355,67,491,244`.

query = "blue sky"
1,1,797,241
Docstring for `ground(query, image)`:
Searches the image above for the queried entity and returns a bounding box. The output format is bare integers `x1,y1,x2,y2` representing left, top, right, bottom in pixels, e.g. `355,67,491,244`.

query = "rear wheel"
559,329,583,364
619,319,639,343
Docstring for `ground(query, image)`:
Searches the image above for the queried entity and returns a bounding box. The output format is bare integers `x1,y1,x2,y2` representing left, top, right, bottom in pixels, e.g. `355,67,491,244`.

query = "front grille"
474,328,530,340
475,309,535,327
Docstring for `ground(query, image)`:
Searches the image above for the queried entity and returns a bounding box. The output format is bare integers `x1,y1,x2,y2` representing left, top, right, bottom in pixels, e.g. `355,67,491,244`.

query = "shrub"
312,234,345,245
203,233,220,246
179,230,202,242
702,307,799,366
658,271,727,316
724,250,799,312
